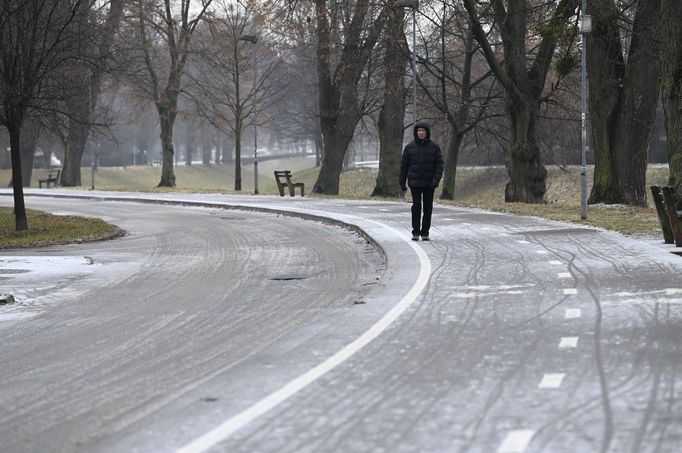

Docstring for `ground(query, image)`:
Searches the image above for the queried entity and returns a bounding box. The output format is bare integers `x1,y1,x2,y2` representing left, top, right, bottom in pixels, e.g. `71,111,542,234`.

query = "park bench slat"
273,170,304,197
38,169,61,188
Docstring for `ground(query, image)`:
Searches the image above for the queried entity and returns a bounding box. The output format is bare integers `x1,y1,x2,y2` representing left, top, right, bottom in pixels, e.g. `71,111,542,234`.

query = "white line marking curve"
177,221,432,453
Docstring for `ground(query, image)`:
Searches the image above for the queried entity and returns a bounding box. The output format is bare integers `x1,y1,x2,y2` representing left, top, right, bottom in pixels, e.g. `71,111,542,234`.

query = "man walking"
399,121,444,241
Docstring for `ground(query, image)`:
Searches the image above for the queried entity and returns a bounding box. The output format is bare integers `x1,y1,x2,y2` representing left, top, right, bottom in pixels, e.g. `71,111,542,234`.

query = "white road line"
559,337,579,348
548,260,563,265
535,250,549,255
176,221,432,453
563,288,578,295
498,430,536,453
517,240,530,244
558,272,571,279
565,308,581,319
538,373,566,389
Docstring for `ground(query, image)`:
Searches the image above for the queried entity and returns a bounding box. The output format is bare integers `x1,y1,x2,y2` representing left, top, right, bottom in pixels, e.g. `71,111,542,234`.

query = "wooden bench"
38,169,61,188
650,185,682,246
274,170,304,197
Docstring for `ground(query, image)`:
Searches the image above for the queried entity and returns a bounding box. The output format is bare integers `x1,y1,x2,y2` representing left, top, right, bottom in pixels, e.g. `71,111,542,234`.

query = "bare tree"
417,1,500,200
58,0,123,186
264,7,322,164
463,0,579,203
0,0,86,230
125,0,213,187
312,0,388,195
187,2,286,190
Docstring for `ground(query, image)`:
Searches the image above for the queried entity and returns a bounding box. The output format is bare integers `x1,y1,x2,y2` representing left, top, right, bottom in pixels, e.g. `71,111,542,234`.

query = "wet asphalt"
1,190,681,453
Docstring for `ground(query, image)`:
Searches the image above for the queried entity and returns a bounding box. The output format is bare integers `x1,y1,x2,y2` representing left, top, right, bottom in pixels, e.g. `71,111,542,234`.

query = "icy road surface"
1,190,681,453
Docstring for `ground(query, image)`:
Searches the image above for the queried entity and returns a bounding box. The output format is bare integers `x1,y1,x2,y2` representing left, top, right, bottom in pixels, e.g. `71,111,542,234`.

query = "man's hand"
430,180,439,189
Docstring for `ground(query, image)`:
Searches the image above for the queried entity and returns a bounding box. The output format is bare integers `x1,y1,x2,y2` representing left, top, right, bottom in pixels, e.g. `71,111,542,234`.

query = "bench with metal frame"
650,185,682,246
273,170,304,197
38,168,61,188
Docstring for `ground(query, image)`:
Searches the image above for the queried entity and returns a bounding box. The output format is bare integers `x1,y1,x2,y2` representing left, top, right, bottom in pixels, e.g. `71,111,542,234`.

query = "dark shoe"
421,235,430,241
411,235,419,241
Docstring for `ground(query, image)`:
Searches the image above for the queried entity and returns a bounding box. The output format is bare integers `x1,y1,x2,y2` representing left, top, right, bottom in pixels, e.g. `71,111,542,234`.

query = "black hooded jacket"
399,121,444,189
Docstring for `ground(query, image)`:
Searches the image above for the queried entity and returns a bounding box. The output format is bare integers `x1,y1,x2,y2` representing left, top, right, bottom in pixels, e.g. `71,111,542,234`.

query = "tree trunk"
314,82,361,195
157,103,177,187
184,123,194,166
586,0,624,203
440,128,465,200
20,118,40,186
613,0,662,205
60,74,91,186
202,144,211,166
372,6,407,198
588,0,662,205
234,119,242,191
661,0,682,207
314,132,322,167
61,121,89,186
505,101,546,203
8,119,28,231
315,115,356,194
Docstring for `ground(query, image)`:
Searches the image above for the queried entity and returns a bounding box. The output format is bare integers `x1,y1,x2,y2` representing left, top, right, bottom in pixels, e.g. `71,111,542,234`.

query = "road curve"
2,190,682,453
0,197,393,453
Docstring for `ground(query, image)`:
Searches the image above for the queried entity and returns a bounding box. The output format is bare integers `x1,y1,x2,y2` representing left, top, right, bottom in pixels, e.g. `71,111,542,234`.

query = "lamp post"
240,32,259,194
394,0,419,128
580,2,591,219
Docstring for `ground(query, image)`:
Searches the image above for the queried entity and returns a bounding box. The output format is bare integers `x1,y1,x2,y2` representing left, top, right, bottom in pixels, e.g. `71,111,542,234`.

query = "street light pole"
580,2,591,220
394,0,419,128
240,33,259,194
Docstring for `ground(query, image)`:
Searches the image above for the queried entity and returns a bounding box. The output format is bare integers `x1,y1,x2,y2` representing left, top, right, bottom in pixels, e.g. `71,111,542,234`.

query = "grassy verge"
1,161,669,240
0,207,123,249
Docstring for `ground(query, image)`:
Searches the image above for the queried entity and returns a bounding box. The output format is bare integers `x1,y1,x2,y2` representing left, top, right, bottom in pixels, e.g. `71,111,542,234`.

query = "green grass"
0,207,123,249
1,161,671,240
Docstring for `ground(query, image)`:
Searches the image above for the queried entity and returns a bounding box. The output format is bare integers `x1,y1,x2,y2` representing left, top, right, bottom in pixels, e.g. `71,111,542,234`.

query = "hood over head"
413,121,431,142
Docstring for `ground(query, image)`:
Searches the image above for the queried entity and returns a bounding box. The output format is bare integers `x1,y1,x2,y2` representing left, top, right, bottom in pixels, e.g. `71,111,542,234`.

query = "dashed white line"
498,430,536,453
559,337,579,348
517,240,530,244
565,308,581,319
535,250,549,255
548,260,563,265
563,288,578,295
558,272,571,279
538,373,566,389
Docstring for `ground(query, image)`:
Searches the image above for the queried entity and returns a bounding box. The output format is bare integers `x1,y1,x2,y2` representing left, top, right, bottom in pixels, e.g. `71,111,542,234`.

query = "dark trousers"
409,186,435,236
